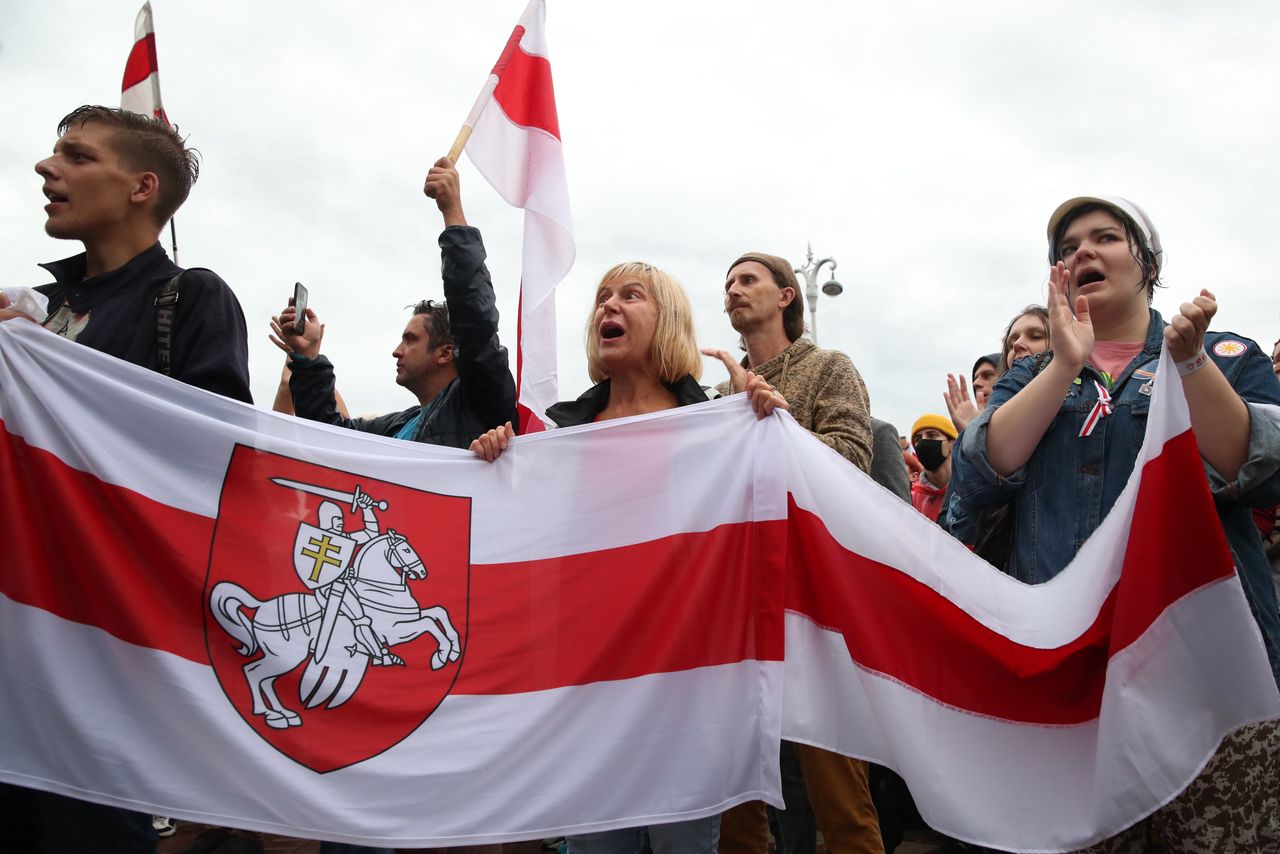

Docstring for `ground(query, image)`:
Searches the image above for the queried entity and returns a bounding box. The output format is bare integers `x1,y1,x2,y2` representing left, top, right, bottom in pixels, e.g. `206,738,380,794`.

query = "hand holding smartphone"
291,282,309,335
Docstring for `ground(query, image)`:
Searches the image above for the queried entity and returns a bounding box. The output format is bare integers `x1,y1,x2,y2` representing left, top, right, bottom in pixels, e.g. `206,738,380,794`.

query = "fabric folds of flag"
0,321,1277,851
459,0,575,432
120,2,169,123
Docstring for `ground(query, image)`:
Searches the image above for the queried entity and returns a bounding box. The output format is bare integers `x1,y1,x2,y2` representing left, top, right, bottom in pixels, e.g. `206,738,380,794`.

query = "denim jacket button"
1079,464,1100,475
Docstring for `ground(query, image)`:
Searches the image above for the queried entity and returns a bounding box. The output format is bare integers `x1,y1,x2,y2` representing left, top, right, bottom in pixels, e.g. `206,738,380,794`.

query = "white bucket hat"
1046,195,1163,276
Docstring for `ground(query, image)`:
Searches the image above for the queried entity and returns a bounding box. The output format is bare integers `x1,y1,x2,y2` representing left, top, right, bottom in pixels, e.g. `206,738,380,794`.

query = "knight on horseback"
314,492,403,667
210,477,461,727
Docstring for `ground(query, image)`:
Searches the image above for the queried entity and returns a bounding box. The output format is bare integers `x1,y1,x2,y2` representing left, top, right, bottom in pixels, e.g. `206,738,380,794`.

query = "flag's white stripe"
121,78,160,116
462,75,499,128
782,596,1280,853
134,1,154,41
0,592,780,846
0,324,774,561
515,0,549,60
468,99,571,227
515,209,574,418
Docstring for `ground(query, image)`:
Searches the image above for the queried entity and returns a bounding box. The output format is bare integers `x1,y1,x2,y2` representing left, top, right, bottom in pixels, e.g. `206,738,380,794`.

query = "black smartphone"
292,282,309,335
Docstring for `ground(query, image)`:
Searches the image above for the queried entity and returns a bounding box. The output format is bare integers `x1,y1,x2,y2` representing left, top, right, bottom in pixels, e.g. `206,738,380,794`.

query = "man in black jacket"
0,105,251,854
1,106,252,404
274,156,516,448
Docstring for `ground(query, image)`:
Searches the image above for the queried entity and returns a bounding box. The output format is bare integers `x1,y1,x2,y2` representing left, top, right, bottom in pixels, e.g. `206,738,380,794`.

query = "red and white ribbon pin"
1079,381,1113,437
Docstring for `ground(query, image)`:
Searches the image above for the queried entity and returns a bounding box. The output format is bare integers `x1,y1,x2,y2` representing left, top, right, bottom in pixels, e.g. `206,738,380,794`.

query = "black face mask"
915,438,948,472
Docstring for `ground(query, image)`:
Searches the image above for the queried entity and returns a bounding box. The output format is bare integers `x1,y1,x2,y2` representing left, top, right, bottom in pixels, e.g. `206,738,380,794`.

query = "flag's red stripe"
0,426,781,688
456,517,787,694
121,34,158,92
0,428,214,663
786,430,1236,725
491,26,561,140
516,403,544,434
1104,431,1236,652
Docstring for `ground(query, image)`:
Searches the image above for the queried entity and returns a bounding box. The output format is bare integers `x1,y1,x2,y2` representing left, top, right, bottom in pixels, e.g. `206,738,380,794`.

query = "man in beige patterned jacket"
704,251,882,854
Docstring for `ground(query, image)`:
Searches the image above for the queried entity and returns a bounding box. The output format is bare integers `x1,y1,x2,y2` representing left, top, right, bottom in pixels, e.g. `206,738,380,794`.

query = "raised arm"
428,156,519,431
271,305,369,429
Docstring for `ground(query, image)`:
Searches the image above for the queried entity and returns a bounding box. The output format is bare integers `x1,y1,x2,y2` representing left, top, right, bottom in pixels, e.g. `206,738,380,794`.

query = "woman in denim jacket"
950,196,1280,852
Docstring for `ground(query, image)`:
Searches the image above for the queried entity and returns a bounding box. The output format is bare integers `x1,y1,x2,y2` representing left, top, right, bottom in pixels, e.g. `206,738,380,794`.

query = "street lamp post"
794,243,843,344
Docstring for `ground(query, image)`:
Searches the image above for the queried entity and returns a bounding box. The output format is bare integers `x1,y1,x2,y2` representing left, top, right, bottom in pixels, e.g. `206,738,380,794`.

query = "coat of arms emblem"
204,446,470,772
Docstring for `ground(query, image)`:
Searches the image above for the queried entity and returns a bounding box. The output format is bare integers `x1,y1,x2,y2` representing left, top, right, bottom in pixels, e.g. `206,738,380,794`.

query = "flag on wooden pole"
120,2,180,261
449,0,575,432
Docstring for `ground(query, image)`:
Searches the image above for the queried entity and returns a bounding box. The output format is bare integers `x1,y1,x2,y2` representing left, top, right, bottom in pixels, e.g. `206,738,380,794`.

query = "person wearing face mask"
908,414,957,524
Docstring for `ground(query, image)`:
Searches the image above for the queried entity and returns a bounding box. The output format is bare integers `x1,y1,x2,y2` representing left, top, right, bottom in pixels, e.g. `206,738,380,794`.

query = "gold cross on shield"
300,534,344,583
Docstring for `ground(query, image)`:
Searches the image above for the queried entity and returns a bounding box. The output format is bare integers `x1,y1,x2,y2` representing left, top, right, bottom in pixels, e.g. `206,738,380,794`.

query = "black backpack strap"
154,273,183,376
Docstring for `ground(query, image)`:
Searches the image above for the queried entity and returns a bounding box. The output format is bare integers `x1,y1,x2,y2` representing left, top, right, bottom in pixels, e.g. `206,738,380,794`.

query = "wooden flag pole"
447,125,474,165
448,46,504,165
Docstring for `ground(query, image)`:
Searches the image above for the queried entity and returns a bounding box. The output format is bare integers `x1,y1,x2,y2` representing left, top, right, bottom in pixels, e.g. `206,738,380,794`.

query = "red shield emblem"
204,445,470,773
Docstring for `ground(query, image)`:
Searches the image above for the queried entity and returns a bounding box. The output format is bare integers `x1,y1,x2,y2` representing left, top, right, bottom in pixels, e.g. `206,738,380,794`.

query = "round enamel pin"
1212,340,1246,358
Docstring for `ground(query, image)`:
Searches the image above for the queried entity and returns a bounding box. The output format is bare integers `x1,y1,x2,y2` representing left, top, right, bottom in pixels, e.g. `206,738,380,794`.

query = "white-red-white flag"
460,0,575,432
0,321,1277,851
120,2,169,124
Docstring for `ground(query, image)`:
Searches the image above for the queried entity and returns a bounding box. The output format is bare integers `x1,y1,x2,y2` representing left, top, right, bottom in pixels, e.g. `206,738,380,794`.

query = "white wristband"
1177,348,1209,378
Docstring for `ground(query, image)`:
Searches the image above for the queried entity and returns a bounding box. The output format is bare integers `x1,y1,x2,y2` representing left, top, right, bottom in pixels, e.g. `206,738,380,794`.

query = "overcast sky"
3,0,1278,436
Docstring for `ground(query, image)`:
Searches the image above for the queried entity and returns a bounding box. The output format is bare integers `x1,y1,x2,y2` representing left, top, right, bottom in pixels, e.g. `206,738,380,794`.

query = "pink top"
1090,340,1145,386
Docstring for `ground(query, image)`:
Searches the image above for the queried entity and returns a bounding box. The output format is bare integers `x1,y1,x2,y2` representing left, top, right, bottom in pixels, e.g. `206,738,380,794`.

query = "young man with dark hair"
704,252,882,854
274,157,516,449
0,105,251,853
1,105,252,402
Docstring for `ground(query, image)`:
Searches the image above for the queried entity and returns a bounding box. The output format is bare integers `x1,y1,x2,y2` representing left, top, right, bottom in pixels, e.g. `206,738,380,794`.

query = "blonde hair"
585,262,702,384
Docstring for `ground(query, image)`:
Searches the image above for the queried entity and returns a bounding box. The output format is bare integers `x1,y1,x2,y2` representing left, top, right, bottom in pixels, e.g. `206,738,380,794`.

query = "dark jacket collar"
546,374,709,427
38,243,173,313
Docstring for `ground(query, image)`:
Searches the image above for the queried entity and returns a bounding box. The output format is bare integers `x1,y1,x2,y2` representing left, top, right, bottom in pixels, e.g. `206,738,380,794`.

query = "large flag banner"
0,320,1277,851
120,2,169,123
458,0,575,432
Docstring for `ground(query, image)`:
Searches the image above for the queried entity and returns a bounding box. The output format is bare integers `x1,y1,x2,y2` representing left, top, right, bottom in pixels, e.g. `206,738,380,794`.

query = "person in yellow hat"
909,414,957,523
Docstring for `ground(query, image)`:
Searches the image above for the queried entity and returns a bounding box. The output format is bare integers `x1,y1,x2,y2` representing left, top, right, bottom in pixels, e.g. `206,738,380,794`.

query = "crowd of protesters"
3,105,1280,854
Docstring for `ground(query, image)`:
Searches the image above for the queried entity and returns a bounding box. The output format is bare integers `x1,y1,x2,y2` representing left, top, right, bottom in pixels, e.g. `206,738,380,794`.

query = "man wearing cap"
704,252,880,854
909,414,957,525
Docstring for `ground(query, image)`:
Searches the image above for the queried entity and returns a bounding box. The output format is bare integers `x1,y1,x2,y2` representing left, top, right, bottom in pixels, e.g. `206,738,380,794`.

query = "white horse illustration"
210,530,462,729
